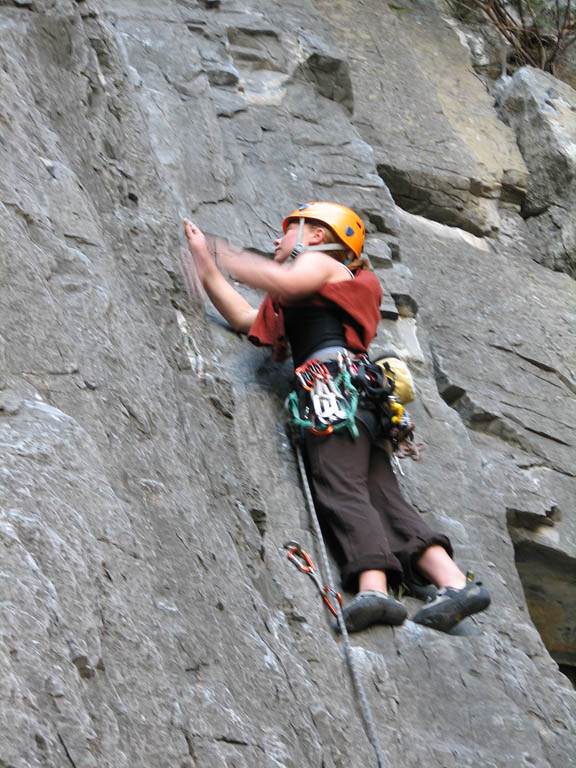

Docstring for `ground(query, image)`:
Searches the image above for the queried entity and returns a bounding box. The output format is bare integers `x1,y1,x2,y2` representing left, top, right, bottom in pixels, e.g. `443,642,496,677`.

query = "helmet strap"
289,218,306,259
289,217,354,260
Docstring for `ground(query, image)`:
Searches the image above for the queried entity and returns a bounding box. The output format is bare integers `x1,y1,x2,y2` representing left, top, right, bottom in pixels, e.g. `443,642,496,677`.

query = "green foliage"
445,0,576,72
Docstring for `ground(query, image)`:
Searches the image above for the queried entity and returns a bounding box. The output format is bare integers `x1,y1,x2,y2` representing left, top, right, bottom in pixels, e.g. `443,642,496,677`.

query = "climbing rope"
290,439,387,768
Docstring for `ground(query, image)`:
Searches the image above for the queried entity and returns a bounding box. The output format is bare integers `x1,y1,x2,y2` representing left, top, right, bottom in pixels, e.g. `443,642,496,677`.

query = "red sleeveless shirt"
247,269,382,362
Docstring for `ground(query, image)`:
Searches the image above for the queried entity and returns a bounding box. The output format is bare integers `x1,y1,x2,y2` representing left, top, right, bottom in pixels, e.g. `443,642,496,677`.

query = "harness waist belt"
305,346,349,364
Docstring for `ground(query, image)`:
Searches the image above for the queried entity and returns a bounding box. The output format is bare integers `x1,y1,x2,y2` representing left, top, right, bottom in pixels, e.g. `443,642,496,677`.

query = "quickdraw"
286,352,360,437
284,541,342,617
298,360,348,428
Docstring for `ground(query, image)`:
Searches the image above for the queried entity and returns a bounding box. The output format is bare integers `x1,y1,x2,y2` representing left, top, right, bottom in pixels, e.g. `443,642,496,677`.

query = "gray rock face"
498,66,576,276
0,1,575,768
312,0,528,237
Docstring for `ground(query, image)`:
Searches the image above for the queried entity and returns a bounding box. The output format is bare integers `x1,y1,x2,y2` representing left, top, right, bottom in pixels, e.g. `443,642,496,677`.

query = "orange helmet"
283,202,365,258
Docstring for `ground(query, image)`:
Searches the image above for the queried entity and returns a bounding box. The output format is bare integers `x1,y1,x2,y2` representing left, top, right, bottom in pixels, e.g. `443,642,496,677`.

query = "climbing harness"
286,351,419,458
287,435,387,768
286,353,360,437
284,541,342,617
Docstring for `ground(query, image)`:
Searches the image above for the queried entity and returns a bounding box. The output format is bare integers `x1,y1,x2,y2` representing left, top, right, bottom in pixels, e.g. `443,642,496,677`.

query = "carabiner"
284,541,343,618
285,541,314,573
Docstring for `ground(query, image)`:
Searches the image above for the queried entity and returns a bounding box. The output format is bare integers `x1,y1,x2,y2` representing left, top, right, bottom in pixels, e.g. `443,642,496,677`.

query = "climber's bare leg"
416,545,467,589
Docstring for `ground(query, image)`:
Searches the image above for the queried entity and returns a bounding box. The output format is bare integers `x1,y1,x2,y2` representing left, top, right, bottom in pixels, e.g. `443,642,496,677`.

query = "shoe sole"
343,594,407,633
412,590,490,633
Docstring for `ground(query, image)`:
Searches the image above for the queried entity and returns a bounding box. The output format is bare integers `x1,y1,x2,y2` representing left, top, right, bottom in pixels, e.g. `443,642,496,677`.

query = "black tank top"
283,303,347,367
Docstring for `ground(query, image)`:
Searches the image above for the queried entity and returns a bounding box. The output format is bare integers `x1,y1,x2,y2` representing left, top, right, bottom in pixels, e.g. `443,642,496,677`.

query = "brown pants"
304,420,452,592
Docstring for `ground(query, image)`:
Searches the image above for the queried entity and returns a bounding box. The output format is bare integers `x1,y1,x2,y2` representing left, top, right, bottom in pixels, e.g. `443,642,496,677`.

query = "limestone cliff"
1,1,575,767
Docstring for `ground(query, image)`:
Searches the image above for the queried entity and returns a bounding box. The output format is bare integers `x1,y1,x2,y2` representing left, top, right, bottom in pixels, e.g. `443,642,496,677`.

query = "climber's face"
273,221,301,263
273,221,322,263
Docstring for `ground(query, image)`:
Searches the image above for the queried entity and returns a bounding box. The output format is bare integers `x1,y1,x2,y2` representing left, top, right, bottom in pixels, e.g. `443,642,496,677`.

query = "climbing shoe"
411,582,491,633
400,581,438,602
340,590,407,633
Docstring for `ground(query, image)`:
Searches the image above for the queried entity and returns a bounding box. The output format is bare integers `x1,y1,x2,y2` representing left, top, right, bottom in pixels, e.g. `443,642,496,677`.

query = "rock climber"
182,202,490,633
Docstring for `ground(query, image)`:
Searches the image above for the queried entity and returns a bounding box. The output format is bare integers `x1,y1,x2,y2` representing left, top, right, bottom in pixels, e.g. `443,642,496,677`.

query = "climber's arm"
183,220,257,334
224,250,337,301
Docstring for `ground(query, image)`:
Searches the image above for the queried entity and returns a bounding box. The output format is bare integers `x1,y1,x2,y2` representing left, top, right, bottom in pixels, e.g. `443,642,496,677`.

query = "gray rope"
293,442,387,768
